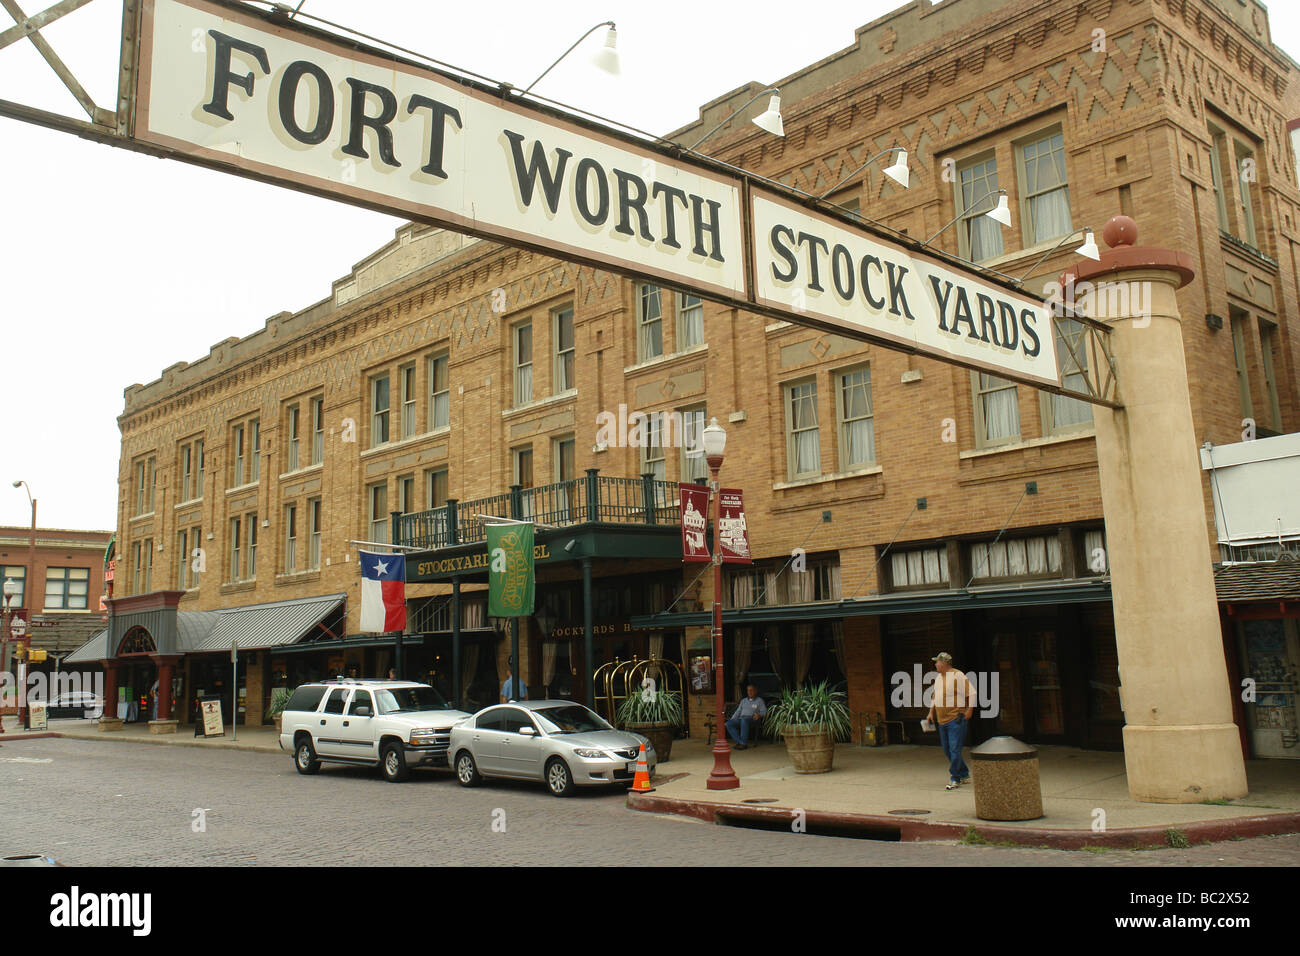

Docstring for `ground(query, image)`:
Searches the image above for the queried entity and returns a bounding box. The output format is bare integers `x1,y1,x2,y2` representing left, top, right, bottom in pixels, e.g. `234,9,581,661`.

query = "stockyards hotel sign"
129,0,1059,387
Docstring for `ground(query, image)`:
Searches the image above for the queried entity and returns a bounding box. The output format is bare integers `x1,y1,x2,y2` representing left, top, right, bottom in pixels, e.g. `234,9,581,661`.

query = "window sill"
501,390,577,419
173,498,204,509
225,482,259,496
623,343,708,374
278,462,323,481
276,570,321,586
773,465,882,490
959,430,1094,460
976,237,1066,272
359,427,452,459
129,511,156,522
1218,231,1278,269
220,580,257,595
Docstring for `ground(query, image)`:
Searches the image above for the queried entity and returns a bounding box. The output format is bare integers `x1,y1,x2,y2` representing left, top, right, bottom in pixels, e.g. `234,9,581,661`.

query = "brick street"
2,738,1298,867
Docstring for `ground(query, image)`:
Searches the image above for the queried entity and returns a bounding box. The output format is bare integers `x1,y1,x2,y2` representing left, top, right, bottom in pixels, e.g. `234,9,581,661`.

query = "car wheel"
545,757,574,797
455,751,482,787
294,737,320,775
381,742,409,782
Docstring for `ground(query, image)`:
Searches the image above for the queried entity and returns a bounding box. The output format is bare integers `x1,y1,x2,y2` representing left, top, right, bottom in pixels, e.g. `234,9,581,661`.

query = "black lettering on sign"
277,60,333,145
976,293,1000,346
651,182,689,250
203,30,269,121
950,287,979,340
885,262,917,320
861,256,886,311
690,195,726,262
1020,309,1042,357
998,302,1020,352
614,169,653,240
830,244,855,302
502,130,572,213
929,276,953,332
342,77,400,167
770,225,798,282
796,232,829,292
574,157,610,225
405,95,462,178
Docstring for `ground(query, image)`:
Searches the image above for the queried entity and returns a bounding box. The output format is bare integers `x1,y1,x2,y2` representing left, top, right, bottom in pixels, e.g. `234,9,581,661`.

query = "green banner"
487,523,535,617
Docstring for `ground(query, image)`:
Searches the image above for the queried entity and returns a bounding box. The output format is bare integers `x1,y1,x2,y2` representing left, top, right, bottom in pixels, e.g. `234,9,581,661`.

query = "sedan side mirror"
354,705,372,717
517,726,536,736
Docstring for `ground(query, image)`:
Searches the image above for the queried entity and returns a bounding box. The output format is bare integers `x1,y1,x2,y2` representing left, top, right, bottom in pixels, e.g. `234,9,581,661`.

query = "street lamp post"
12,481,35,729
1,577,18,735
702,417,739,790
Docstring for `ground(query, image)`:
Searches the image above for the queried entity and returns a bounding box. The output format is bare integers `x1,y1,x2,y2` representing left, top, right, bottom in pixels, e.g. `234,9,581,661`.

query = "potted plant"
268,687,293,734
616,688,683,762
764,681,851,773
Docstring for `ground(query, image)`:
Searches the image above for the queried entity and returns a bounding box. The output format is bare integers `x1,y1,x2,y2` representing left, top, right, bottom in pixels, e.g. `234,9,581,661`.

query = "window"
284,504,298,574
230,418,258,486
310,396,325,465
347,689,373,716
231,516,244,581
785,380,821,479
972,373,1020,447
307,498,322,570
1209,125,1231,233
134,456,156,515
641,412,667,481
514,322,533,406
247,515,258,577
680,405,708,484
837,366,875,469
370,374,390,447
426,468,449,510
637,284,663,361
177,525,201,589
889,546,949,589
1081,528,1107,576
179,438,204,501
554,436,576,481
398,474,416,515
131,541,142,594
1,566,26,607
1259,319,1283,432
287,404,301,472
1229,308,1253,419
1044,319,1093,433
513,447,533,489
428,353,449,430
1225,136,1259,247
677,293,704,349
400,363,417,439
969,534,1062,580
1018,129,1072,246
554,306,575,392
229,514,256,582
369,483,388,543
323,688,348,715
44,567,89,610
956,155,1003,261
249,421,260,482
143,539,153,591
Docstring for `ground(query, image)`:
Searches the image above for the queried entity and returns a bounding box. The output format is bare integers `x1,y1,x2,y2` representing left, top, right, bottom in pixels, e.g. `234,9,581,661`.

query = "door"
314,687,351,757
1025,628,1067,740
1240,618,1300,758
988,630,1024,738
338,689,378,761
471,706,510,773
498,707,545,778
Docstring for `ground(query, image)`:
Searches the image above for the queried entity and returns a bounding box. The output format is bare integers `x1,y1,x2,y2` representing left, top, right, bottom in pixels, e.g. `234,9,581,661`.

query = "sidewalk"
628,738,1300,848
0,715,283,753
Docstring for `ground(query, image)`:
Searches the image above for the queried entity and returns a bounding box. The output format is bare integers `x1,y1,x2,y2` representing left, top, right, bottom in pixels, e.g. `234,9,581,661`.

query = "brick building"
70,0,1298,753
1,525,112,703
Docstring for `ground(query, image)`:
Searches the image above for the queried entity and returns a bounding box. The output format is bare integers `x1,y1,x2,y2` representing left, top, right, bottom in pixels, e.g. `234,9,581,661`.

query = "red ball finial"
1102,215,1137,248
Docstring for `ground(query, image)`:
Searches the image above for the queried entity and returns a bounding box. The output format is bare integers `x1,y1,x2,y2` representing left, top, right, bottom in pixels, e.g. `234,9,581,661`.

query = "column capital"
1064,215,1195,290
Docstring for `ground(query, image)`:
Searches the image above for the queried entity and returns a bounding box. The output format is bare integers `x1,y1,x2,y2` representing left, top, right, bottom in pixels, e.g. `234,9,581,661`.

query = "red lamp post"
702,417,739,790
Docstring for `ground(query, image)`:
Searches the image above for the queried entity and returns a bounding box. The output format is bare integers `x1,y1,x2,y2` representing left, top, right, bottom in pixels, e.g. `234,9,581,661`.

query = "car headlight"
573,749,607,759
409,728,438,744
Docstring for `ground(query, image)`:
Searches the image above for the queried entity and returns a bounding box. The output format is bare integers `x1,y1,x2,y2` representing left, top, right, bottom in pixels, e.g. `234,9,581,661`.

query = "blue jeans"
938,715,969,782
725,715,757,745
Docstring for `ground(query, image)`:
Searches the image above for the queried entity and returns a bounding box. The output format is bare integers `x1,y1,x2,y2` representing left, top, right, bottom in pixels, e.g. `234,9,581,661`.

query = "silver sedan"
448,699,657,797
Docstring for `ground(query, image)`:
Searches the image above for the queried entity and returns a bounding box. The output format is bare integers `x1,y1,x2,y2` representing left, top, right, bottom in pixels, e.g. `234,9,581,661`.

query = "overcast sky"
0,0,1296,531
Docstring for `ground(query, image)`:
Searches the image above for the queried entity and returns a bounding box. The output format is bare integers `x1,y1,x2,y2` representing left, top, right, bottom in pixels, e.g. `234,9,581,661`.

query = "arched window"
118,626,157,656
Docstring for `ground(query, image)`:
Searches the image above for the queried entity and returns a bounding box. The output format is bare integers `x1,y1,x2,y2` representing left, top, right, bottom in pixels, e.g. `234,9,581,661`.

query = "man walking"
926,652,976,790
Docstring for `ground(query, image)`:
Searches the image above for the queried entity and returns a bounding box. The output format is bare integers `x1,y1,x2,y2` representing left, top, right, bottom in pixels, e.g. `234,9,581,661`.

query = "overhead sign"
87,0,1075,388
135,0,746,300
751,192,1057,385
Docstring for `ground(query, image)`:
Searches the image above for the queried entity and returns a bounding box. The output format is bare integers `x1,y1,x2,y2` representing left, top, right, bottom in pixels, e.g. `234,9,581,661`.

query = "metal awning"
188,593,346,652
65,628,109,664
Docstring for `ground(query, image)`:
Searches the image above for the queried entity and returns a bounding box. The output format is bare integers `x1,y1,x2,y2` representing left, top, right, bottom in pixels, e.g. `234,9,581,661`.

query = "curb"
1,731,282,755
626,792,1300,849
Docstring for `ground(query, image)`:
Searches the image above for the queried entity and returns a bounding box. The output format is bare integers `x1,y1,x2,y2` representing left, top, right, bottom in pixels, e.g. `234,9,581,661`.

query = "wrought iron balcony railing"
394,469,682,550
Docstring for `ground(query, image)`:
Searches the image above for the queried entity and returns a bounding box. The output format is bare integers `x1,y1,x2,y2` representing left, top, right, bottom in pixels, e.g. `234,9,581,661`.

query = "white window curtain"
795,623,814,688
979,374,1020,442
1023,131,1072,243
1051,319,1093,429
830,620,846,675
788,567,813,604
763,568,780,606
542,641,558,691
789,382,820,475
1084,530,1105,573
734,627,753,699
731,572,753,609
891,552,909,587
961,157,1004,261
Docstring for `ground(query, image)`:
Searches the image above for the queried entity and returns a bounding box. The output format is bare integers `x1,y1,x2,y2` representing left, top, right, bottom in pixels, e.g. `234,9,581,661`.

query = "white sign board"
136,0,746,300
127,0,1065,388
751,192,1058,386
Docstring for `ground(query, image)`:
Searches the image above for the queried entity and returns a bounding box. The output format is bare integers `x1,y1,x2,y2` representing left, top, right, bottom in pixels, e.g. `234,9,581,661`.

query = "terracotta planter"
627,722,674,762
780,724,836,773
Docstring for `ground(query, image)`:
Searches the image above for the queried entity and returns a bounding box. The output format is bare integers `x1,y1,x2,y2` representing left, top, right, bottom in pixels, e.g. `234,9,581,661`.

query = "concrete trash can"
970,736,1043,821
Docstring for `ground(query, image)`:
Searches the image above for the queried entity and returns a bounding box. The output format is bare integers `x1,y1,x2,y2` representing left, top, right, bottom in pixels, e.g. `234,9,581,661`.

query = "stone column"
149,655,181,733
1069,216,1247,803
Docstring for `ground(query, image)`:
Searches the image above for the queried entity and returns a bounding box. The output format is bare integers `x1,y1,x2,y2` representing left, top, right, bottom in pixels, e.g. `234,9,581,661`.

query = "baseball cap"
931,651,953,663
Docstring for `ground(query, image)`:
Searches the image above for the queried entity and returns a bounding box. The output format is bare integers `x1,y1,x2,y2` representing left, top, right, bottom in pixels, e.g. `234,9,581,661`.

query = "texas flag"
359,551,407,633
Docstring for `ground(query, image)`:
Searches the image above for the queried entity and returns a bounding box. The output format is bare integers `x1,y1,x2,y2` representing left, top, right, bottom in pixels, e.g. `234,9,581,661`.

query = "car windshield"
375,686,450,714
532,704,612,734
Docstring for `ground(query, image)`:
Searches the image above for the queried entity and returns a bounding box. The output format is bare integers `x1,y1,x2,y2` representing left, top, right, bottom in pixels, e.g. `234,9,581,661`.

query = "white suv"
279,680,471,782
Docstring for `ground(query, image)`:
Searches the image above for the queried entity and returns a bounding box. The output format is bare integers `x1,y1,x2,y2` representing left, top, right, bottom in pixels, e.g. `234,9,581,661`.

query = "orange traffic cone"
631,742,654,793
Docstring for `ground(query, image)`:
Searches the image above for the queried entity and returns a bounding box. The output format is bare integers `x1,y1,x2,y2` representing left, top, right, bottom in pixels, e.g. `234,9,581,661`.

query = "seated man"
724,684,767,749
